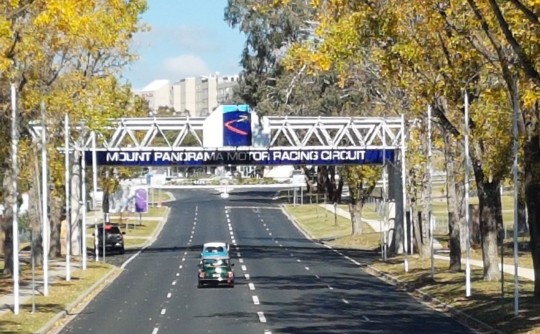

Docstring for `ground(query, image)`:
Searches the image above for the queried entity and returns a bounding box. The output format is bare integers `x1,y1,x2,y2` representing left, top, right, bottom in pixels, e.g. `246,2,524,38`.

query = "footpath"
320,203,535,281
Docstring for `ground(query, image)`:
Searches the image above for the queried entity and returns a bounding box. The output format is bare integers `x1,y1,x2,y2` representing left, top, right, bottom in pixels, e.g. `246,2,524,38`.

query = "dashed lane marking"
161,308,166,315
248,282,255,290
328,285,334,290
363,315,370,321
241,265,247,271
167,293,171,298
252,296,260,305
172,280,177,286
305,266,310,271
342,299,349,304
239,258,244,263
151,327,159,334
245,273,250,280
257,311,267,323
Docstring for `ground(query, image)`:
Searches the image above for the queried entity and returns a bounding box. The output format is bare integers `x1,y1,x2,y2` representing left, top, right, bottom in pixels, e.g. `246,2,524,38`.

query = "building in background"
137,74,239,117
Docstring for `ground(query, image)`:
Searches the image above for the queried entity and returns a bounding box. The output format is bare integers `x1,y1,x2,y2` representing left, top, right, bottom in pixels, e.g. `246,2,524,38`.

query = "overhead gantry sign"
32,105,405,167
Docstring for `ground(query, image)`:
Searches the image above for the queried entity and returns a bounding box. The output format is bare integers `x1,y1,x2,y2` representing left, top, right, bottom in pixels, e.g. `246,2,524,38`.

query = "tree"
0,0,147,275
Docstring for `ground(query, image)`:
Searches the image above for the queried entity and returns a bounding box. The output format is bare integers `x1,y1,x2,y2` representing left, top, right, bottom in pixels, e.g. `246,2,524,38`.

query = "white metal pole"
465,92,472,297
41,102,49,296
64,114,71,281
512,91,520,316
11,84,20,314
382,121,388,261
81,144,87,270
92,131,99,261
401,114,409,272
428,105,434,279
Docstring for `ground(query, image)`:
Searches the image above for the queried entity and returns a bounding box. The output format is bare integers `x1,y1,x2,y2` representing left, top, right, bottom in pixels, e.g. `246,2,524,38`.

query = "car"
201,242,229,258
197,256,234,288
94,224,125,255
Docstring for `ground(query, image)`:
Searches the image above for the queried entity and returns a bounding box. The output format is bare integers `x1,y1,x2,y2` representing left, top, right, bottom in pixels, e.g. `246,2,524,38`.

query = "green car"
197,256,235,288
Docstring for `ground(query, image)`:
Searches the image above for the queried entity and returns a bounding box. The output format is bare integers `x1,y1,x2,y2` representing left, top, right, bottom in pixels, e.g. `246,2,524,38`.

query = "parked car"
197,256,234,288
94,224,125,254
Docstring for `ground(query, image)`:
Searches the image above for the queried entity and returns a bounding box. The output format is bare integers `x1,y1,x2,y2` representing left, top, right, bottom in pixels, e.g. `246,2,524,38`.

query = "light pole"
11,83,20,314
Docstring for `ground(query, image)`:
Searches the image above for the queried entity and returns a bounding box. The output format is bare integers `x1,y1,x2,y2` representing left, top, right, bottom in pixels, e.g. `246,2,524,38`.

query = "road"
60,188,476,334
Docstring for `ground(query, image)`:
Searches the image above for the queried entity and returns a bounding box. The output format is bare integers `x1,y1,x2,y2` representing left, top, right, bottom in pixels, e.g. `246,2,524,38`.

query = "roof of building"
141,79,170,92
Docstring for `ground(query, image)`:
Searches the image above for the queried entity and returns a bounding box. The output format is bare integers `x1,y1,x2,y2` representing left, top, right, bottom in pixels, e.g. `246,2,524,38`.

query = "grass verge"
285,203,540,334
0,262,114,333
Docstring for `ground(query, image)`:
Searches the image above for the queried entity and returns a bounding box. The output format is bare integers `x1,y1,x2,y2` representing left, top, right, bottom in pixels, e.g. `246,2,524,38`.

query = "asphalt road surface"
60,188,476,334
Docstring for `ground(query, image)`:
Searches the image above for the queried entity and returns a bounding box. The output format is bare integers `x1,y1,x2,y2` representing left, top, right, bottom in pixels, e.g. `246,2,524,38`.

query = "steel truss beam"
30,116,403,151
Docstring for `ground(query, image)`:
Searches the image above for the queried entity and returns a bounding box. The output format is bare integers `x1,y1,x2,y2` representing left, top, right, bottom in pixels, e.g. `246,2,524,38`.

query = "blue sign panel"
223,105,251,146
84,149,395,166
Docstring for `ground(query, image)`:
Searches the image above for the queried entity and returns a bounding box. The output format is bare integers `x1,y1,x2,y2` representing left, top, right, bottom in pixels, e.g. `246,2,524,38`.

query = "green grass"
285,203,540,334
0,262,116,333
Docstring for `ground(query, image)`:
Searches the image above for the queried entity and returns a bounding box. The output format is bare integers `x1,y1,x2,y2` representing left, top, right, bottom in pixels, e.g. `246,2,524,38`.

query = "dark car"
94,224,125,254
197,256,234,288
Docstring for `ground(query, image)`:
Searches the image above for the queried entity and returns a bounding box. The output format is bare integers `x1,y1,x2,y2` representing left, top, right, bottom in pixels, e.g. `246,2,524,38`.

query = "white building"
139,74,239,117
138,80,172,114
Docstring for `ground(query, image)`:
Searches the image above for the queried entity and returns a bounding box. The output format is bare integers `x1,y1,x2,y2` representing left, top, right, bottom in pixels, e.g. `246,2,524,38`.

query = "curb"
37,266,122,334
281,204,501,334
38,205,172,334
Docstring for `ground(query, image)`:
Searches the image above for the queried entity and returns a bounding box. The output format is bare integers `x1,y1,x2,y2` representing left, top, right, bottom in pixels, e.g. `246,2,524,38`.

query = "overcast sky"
121,0,246,90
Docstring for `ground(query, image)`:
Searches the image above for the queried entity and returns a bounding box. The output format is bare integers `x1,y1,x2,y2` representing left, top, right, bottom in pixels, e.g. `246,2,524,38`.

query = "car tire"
120,247,125,255
197,282,202,288
229,282,234,288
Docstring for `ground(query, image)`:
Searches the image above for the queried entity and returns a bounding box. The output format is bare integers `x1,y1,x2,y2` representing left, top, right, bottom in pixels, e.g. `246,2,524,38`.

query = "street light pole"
41,101,49,296
11,84,20,314
465,92,472,297
64,114,71,281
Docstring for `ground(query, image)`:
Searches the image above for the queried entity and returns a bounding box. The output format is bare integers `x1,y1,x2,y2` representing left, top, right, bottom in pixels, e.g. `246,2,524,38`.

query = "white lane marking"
290,253,294,257
227,218,231,223
236,246,240,250
264,331,271,334
275,240,278,244
315,275,320,279
266,228,269,231
279,244,283,247
184,251,187,255
257,311,267,323
239,258,244,263
237,252,241,257
363,315,370,321
179,265,183,269
328,285,334,290
305,266,310,271
269,232,272,236
296,259,301,262
152,327,159,334
245,273,250,280
241,265,247,271
252,296,260,305
161,308,166,315
172,280,177,286
182,258,185,262
167,293,171,298
248,282,255,290
230,231,234,235
263,223,266,227
176,273,180,277
342,299,349,304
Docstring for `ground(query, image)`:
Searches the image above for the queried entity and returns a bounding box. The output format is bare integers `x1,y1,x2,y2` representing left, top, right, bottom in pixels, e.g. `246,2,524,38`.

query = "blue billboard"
223,105,251,146
84,148,395,166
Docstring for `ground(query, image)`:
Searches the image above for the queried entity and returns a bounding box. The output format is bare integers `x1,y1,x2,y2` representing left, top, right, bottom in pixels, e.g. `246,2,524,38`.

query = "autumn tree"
0,0,147,275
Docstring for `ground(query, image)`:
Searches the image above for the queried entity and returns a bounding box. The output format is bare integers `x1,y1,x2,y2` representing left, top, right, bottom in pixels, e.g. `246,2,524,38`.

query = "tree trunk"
349,201,364,235
472,160,503,281
524,135,540,298
49,195,63,258
70,151,82,256
443,129,462,271
27,182,43,266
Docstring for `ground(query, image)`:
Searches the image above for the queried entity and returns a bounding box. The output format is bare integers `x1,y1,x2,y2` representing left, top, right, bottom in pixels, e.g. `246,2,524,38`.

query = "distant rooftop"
141,79,170,92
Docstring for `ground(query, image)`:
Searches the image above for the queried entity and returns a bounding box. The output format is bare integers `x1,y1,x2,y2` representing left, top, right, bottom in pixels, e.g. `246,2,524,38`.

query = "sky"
121,0,246,90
